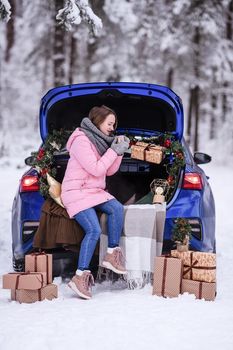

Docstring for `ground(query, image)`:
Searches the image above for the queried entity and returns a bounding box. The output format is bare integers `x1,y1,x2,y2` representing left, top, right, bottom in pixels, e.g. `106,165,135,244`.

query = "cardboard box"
11,284,58,303
25,252,53,284
171,250,216,283
3,272,47,290
152,256,182,298
181,279,216,301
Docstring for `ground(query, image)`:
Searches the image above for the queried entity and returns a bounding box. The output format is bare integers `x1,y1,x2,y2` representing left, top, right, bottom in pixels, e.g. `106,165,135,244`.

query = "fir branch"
30,129,72,198
172,218,192,244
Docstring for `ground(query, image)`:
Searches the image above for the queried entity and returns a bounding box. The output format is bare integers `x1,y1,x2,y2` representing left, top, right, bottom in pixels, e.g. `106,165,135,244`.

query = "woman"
61,105,129,299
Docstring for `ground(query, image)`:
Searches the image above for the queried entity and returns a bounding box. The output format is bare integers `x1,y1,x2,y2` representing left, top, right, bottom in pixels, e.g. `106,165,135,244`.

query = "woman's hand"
111,136,130,155
116,135,125,143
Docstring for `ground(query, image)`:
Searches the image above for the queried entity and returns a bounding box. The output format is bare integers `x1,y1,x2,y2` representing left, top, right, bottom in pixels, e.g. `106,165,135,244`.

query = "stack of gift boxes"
2,252,58,303
152,250,216,301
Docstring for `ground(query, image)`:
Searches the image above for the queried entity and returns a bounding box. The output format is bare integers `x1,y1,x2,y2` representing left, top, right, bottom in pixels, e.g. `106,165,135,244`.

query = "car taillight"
20,175,39,192
182,173,203,190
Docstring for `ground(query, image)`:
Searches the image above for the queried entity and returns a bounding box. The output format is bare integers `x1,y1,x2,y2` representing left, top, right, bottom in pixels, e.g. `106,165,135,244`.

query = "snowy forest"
1,2,233,349
0,0,233,163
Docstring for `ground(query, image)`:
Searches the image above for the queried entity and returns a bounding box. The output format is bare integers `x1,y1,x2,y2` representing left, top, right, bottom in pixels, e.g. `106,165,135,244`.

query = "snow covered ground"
0,160,233,350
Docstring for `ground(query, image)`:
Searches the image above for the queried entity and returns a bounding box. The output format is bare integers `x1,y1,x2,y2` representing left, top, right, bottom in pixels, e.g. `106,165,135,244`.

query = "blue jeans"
74,199,124,271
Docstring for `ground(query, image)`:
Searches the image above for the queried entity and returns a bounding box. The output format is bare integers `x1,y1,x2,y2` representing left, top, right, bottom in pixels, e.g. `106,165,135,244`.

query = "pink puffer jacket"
61,128,122,218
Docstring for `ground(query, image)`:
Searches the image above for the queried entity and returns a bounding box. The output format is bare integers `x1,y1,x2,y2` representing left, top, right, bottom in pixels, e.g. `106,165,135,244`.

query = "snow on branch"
56,0,103,35
0,0,11,22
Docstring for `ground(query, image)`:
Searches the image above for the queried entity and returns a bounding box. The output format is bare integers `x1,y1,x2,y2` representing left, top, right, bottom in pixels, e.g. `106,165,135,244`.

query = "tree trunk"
210,94,217,139
193,26,200,151
68,33,77,85
226,0,233,39
210,68,217,139
85,0,105,81
194,85,200,151
221,82,227,123
186,87,194,145
53,0,65,86
166,68,174,89
4,0,16,62
222,0,233,123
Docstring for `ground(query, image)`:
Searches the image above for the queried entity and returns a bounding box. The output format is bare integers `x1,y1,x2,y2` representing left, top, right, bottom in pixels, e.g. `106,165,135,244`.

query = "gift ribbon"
38,289,42,301
198,282,203,299
10,272,44,290
15,285,57,303
13,288,43,303
183,252,216,280
160,255,183,297
145,145,163,163
183,253,198,279
30,252,50,284
161,257,168,297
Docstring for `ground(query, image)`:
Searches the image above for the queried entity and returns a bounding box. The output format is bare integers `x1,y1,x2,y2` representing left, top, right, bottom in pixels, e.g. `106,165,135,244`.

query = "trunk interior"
54,155,179,205
49,91,180,204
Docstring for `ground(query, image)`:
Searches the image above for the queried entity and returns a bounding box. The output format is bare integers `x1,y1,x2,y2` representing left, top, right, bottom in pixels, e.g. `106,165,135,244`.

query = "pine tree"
56,0,102,35
172,218,192,244
0,0,11,22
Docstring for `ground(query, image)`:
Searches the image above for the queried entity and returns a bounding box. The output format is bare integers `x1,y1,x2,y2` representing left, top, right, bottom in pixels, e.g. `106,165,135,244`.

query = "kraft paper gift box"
145,145,165,164
131,142,165,164
3,272,47,290
25,252,53,284
131,142,148,161
181,279,216,301
170,250,216,283
11,284,58,303
152,256,182,298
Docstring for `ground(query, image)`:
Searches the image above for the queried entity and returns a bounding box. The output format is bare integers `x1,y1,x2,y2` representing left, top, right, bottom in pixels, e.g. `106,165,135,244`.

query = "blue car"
12,82,215,275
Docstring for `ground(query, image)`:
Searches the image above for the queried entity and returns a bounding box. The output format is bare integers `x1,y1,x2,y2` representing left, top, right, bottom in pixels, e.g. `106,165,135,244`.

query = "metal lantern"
150,178,170,204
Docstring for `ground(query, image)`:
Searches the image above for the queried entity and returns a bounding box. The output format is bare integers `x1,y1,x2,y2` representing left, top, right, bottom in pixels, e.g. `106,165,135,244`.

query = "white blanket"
99,203,166,289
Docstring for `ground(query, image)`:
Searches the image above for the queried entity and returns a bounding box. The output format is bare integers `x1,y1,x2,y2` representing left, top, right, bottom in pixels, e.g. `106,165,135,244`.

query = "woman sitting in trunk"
61,105,129,300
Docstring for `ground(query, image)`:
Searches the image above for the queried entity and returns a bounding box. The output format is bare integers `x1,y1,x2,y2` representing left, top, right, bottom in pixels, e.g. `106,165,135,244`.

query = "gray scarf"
80,117,115,156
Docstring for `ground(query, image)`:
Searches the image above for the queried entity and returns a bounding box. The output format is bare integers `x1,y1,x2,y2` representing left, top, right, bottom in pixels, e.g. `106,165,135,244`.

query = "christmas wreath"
31,129,72,197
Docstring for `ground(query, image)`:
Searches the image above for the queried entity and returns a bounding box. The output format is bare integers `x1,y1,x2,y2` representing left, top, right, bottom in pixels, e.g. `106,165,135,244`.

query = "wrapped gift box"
25,252,53,284
131,142,148,161
145,145,164,164
181,279,216,301
11,284,58,303
3,272,47,290
152,256,182,298
131,142,165,164
171,250,216,283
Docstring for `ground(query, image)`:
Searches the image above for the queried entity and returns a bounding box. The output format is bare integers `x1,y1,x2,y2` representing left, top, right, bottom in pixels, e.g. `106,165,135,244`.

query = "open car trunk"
43,83,184,204
41,83,183,141
54,153,181,206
